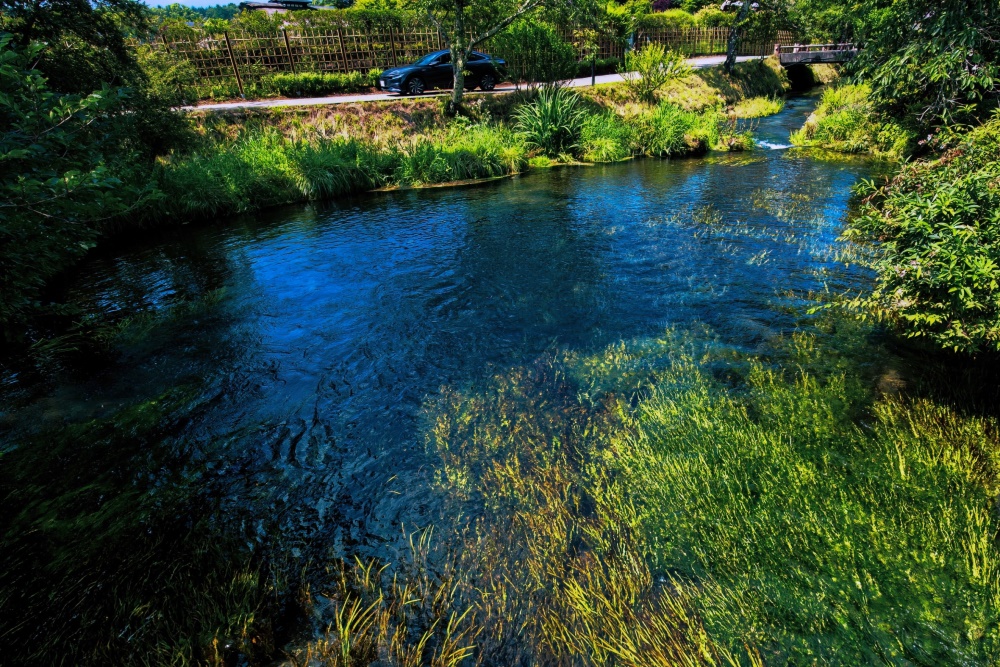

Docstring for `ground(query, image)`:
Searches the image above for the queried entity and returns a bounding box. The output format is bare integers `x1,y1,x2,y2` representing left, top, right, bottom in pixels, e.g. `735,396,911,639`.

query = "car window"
435,53,451,65
414,52,443,66
468,53,485,61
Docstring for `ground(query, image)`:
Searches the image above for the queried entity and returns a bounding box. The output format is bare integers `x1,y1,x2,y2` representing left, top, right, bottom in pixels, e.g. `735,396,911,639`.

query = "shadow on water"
3,95,967,664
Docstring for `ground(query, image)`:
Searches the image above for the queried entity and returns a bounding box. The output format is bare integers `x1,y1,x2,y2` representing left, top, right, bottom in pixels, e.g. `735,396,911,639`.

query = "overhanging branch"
470,0,545,48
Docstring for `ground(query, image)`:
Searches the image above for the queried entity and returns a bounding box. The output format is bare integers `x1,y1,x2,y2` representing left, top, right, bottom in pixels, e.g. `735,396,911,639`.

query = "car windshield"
413,52,446,66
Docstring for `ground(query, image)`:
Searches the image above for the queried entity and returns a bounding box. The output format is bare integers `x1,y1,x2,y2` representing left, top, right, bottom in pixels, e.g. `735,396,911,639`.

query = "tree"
723,0,752,73
0,36,143,337
0,0,148,92
851,0,1000,130
418,0,580,109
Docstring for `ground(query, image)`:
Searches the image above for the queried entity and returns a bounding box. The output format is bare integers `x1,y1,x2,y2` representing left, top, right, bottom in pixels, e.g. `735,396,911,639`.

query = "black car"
379,50,505,95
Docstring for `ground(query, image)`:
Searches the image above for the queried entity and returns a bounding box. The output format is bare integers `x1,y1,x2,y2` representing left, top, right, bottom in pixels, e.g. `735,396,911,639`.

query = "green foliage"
133,41,199,106
0,37,145,339
579,101,745,161
786,0,855,42
491,20,578,84
790,84,914,158
851,0,1000,130
0,0,147,93
513,85,586,156
620,43,691,104
153,121,526,220
257,70,379,97
638,8,696,29
692,6,732,27
580,111,635,161
732,95,783,118
845,116,1000,353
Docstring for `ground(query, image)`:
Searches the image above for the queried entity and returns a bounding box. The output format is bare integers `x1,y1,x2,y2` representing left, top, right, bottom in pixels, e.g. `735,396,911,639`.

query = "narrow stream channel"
0,94,883,657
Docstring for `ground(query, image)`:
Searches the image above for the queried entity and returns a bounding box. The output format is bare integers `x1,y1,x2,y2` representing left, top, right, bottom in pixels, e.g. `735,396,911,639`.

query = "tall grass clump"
732,95,784,118
150,122,526,222
513,85,586,157
580,111,635,162
844,115,1000,353
395,122,526,184
791,84,914,158
630,102,720,156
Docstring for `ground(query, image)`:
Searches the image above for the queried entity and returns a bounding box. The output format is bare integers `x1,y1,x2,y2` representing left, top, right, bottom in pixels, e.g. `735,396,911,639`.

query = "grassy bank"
790,84,915,159
140,58,795,227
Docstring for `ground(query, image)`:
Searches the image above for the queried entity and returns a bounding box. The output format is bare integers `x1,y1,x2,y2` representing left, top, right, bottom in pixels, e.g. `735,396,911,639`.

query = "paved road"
184,55,763,112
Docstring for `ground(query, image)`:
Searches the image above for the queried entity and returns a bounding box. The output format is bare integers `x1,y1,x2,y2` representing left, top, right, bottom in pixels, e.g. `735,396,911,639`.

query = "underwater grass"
418,315,1000,666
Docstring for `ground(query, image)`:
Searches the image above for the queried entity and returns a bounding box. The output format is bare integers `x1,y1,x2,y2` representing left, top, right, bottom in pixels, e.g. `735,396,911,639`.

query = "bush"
513,85,586,156
845,117,1000,353
491,21,578,84
620,43,692,104
790,84,914,158
0,37,148,338
693,6,733,26
638,9,697,30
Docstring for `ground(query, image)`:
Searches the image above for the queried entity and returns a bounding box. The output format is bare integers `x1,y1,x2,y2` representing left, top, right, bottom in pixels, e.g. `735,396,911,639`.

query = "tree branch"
470,0,545,48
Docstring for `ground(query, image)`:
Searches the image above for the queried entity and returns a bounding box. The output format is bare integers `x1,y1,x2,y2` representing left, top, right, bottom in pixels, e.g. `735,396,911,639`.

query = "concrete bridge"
775,43,858,66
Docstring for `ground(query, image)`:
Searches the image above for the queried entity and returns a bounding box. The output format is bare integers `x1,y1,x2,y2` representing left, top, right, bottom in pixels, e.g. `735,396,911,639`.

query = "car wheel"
479,74,497,91
405,77,426,95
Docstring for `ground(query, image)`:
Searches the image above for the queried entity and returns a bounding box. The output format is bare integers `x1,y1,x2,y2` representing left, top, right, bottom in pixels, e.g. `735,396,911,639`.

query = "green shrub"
845,117,1000,353
639,9,697,30
790,84,914,158
491,21,578,84
693,6,733,26
620,43,692,104
0,37,149,338
513,85,586,156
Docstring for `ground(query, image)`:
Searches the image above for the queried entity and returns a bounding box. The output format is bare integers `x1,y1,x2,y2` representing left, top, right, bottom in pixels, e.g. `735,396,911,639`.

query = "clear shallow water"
1,95,872,561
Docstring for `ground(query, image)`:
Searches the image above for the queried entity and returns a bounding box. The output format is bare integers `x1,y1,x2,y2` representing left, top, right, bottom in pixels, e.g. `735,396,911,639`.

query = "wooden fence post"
388,26,398,67
283,28,296,75
336,27,349,73
224,31,245,97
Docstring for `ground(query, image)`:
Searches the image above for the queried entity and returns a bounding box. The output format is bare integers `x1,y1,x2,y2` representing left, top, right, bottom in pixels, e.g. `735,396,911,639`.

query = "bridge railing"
774,43,857,54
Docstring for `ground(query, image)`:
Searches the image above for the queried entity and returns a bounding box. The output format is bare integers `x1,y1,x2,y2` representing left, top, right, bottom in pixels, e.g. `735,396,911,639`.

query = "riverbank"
145,58,802,227
4,58,827,343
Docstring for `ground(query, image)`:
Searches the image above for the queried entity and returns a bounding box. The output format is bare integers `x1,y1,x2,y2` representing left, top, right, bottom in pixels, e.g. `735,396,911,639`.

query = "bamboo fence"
156,25,796,94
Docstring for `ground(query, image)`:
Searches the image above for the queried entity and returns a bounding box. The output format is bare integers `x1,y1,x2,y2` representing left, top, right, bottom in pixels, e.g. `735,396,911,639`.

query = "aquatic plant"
422,320,1000,665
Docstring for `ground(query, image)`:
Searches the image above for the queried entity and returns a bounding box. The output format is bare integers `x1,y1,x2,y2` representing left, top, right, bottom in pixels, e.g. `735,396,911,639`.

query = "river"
0,94,879,661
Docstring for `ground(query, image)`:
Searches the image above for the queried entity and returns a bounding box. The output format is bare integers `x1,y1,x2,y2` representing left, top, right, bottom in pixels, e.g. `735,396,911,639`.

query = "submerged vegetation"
276,317,1000,666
